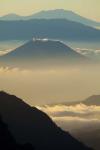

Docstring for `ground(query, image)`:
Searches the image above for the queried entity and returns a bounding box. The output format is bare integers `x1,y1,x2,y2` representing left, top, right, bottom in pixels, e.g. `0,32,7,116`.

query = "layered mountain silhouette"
0,19,100,41
0,91,93,150
0,116,34,150
0,39,88,68
0,9,100,27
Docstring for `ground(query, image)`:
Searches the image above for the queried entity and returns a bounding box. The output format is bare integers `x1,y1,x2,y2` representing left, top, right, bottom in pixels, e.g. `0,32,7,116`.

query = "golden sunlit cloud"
37,103,100,132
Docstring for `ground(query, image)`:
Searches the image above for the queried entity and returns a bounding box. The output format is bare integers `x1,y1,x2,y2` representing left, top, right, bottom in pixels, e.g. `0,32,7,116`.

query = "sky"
0,0,100,21
1,66,100,105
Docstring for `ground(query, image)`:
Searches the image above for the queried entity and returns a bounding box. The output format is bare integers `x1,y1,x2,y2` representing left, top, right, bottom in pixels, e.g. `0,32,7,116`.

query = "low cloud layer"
75,47,100,58
37,104,100,131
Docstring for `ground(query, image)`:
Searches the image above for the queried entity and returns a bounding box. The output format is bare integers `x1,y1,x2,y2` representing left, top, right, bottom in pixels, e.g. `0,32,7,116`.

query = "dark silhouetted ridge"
0,115,34,150
0,91,93,150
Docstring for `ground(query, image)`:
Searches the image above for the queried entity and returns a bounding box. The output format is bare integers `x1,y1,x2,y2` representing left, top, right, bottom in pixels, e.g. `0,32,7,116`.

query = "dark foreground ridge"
0,91,93,150
0,116,34,150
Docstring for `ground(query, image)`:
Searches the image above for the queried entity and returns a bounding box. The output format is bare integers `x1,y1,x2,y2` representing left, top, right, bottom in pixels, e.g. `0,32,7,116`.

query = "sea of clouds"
37,104,100,132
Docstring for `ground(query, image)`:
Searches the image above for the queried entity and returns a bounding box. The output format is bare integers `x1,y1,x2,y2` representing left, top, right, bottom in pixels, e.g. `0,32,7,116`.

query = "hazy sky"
0,0,99,21
1,66,100,105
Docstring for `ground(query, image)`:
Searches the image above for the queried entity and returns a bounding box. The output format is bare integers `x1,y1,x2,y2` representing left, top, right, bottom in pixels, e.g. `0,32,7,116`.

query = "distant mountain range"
0,19,100,41
83,95,100,105
0,39,88,68
0,91,92,150
0,13,22,21
52,95,100,106
0,9,100,27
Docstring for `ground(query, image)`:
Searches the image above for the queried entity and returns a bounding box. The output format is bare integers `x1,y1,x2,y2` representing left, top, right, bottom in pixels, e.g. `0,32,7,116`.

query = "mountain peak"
36,9,74,14
84,95,100,105
0,39,87,68
0,9,100,27
86,95,100,100
0,91,7,95
1,38,82,57
31,38,65,45
3,13,19,17
0,13,22,20
32,38,49,42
